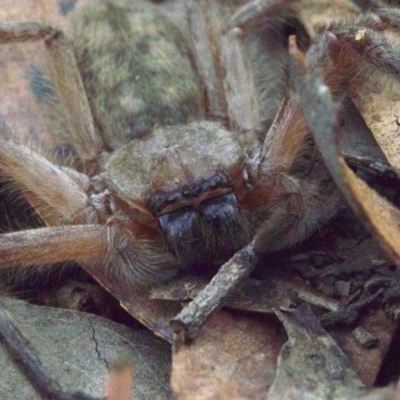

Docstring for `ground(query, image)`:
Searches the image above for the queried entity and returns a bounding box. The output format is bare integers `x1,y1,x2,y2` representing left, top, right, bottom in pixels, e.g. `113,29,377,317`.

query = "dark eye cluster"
148,171,233,216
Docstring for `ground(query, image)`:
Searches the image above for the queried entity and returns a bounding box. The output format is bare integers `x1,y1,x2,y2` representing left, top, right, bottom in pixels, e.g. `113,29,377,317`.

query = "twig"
170,243,257,342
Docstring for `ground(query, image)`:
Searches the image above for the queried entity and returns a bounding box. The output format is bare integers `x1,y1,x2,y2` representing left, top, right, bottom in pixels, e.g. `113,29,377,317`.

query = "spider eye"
148,172,234,216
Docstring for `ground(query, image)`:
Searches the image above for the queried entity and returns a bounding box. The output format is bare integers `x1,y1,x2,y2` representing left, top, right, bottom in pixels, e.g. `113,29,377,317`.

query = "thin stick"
170,243,257,342
0,306,100,400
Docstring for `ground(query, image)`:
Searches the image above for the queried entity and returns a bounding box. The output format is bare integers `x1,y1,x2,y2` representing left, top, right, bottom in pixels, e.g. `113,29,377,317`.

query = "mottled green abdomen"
70,0,204,149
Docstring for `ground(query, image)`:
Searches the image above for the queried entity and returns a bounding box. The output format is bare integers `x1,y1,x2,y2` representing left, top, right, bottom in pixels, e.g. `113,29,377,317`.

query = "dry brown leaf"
295,56,400,268
171,309,285,400
349,53,400,173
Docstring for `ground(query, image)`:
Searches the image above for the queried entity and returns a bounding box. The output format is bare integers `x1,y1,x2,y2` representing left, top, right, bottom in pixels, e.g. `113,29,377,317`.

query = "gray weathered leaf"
0,297,171,400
